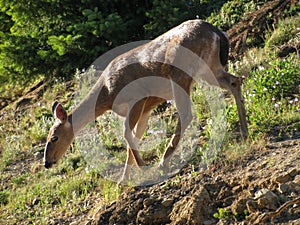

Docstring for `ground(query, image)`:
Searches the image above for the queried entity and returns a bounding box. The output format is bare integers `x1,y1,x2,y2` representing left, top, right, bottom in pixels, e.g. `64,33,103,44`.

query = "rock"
292,175,300,192
203,219,216,225
143,198,155,207
137,206,171,225
169,185,210,225
246,199,258,213
278,183,291,194
254,188,274,199
217,186,232,200
273,168,299,183
161,198,174,207
255,189,279,210
232,198,248,215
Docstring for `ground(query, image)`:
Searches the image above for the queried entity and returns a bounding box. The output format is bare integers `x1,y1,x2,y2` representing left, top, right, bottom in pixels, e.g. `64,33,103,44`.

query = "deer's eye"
51,136,58,142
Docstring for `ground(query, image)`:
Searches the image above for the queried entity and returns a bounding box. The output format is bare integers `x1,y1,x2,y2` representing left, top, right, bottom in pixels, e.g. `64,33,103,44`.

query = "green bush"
207,0,266,30
0,190,9,205
246,53,300,99
228,53,300,136
266,16,300,48
0,0,148,82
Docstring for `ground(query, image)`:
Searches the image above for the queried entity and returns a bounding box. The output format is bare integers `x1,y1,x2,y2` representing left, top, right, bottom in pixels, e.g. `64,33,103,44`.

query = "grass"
0,8,299,225
265,16,300,49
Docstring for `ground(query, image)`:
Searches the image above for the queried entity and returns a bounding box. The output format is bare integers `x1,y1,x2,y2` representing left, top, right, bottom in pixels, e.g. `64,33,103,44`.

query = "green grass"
265,16,300,49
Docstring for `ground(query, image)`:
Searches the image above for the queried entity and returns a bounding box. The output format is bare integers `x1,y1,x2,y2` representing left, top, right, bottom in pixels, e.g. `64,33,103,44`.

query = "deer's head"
44,101,74,169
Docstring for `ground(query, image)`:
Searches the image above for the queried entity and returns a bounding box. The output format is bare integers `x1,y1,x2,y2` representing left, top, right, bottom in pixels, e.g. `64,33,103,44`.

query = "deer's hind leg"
133,110,151,144
159,80,192,171
122,98,148,181
133,97,165,141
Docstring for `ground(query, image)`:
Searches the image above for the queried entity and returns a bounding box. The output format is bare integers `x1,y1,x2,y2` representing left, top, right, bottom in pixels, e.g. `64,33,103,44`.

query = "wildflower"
294,97,298,102
275,81,280,85
272,97,276,101
272,86,276,89
263,87,267,91
147,129,157,135
258,66,265,71
289,100,294,104
274,103,280,108
196,15,199,19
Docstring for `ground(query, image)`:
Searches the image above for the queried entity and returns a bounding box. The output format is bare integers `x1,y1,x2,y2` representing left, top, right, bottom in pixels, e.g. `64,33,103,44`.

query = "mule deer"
44,20,248,181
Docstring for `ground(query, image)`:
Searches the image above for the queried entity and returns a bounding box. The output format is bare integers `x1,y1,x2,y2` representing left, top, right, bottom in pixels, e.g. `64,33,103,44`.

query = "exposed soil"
228,0,297,59
85,134,300,225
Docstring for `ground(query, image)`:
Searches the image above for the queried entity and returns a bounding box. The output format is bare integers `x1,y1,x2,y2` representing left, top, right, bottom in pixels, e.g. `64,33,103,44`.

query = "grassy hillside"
0,1,299,224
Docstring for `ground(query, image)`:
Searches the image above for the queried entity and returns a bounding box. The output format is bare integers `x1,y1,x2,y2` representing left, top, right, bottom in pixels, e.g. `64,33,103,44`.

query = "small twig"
256,196,300,224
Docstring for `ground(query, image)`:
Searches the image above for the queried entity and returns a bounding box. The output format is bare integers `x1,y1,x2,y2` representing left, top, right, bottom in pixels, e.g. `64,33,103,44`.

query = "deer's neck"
68,78,109,135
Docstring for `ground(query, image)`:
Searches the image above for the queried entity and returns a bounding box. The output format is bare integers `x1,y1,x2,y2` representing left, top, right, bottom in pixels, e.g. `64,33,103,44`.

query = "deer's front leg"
227,76,248,138
217,73,248,138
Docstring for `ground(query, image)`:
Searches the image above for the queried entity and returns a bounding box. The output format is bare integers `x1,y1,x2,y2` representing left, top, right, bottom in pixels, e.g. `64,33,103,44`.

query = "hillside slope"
89,136,300,225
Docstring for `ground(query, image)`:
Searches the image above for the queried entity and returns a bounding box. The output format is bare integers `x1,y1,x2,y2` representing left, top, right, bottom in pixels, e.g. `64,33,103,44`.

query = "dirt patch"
86,137,300,225
228,0,295,59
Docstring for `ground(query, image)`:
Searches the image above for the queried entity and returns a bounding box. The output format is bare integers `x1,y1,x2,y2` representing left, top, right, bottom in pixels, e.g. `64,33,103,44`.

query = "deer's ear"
52,101,67,123
52,100,59,114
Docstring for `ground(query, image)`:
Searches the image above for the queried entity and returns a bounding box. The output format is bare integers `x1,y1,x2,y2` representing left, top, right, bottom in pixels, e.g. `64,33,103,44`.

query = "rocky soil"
85,135,300,225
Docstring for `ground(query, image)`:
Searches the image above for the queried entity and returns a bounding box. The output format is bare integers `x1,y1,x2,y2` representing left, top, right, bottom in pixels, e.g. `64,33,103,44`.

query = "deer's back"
102,20,229,97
